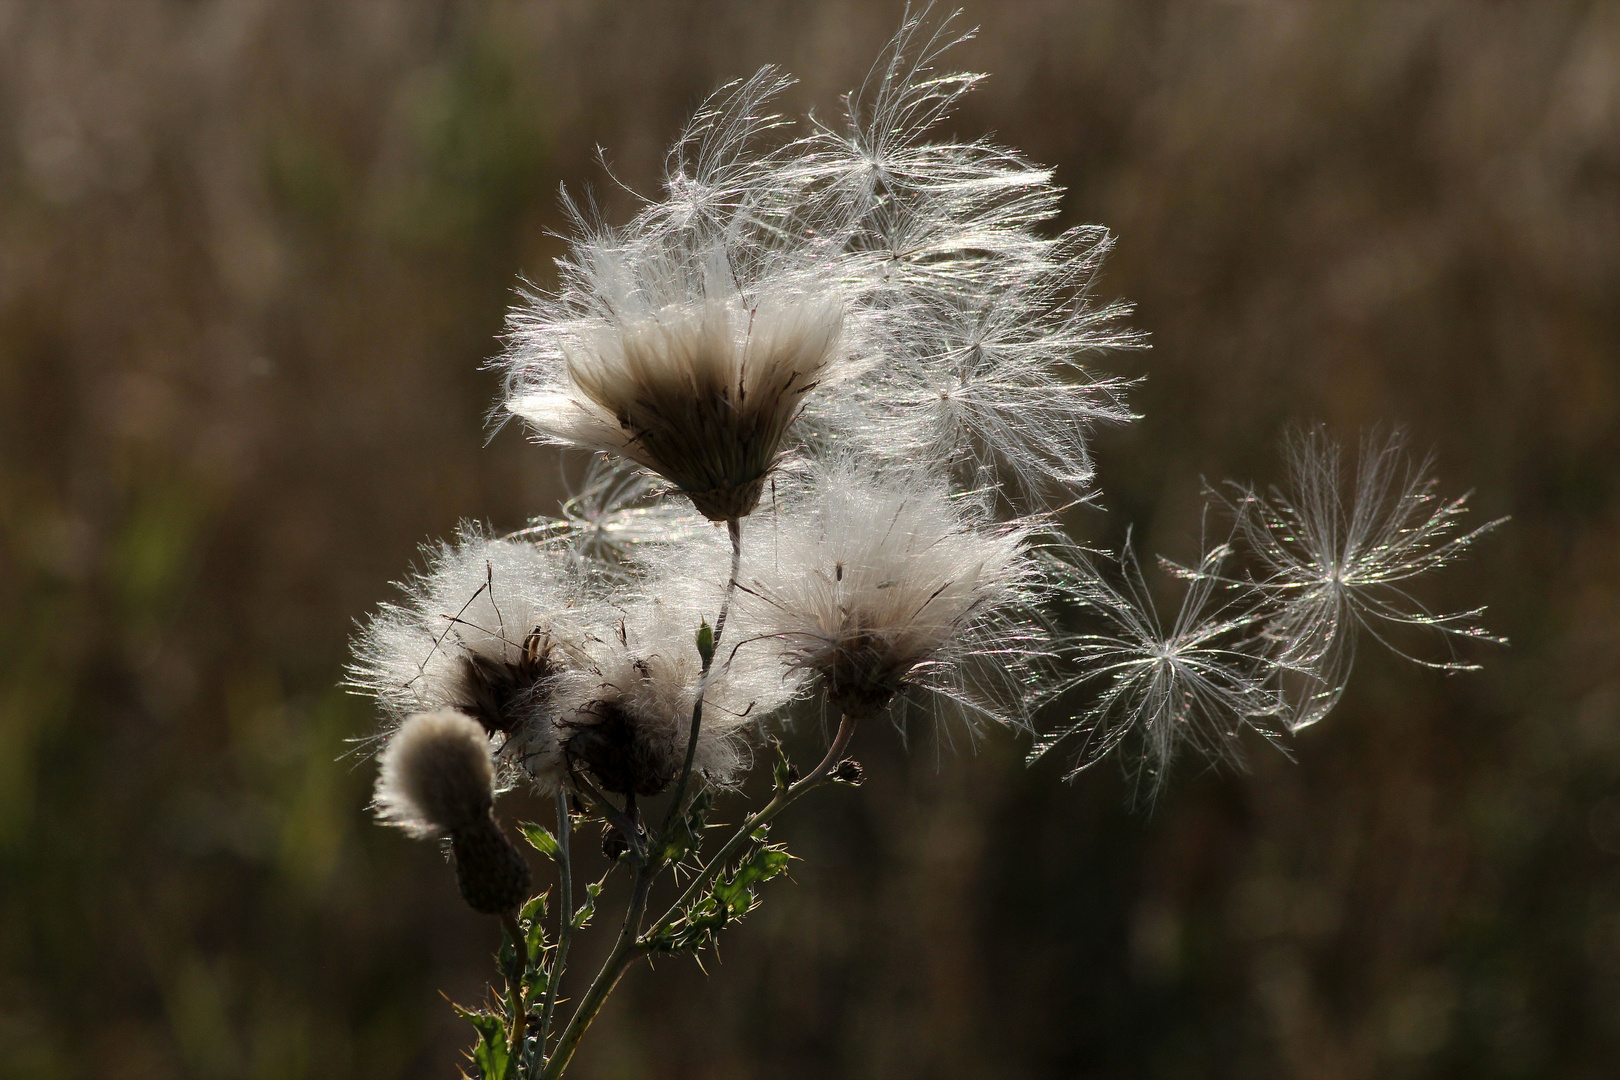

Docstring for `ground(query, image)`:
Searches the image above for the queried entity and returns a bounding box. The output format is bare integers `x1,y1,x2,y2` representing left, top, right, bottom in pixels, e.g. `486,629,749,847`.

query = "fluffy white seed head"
552,594,777,795
374,709,498,839
348,528,602,793
738,458,1048,722
500,8,1141,517
507,241,846,522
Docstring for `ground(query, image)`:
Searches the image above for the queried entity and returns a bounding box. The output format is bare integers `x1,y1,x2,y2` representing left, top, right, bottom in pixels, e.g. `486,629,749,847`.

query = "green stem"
538,855,655,1080
658,517,743,844
647,714,856,938
535,790,573,1064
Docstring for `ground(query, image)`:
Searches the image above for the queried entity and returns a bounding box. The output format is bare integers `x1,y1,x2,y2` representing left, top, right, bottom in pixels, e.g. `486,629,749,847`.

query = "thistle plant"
347,11,1501,1077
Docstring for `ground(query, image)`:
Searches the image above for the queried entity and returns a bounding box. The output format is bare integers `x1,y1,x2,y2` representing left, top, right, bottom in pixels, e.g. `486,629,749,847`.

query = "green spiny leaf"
518,822,560,859
733,845,791,891
496,933,515,973
454,1006,512,1080
525,960,550,1001
572,874,606,930
770,738,795,793
521,891,549,966
661,789,714,864
646,840,792,955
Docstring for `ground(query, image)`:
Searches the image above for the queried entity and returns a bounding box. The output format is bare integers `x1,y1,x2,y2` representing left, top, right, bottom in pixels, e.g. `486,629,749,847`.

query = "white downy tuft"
506,239,848,522
550,592,788,797
373,710,498,838
1029,539,1282,799
347,527,603,793
735,457,1054,724
1235,427,1505,731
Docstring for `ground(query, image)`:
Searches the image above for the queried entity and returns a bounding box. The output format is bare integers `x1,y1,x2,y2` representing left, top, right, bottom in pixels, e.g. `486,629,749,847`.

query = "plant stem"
648,714,856,936
574,774,641,859
539,851,655,1079
535,790,573,1062
716,516,741,642
658,516,743,842
499,909,529,1063
539,717,856,1078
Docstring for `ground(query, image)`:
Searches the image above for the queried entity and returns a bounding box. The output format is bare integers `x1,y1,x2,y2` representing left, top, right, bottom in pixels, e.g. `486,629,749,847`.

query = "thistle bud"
374,710,532,915
695,618,715,668
601,823,629,861
451,816,534,915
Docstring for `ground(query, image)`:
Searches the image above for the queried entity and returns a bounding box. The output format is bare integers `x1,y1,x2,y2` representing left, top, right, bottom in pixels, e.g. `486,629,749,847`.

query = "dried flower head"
738,458,1050,722
505,237,845,522
348,528,600,793
553,591,781,795
500,8,1143,521
1236,428,1505,731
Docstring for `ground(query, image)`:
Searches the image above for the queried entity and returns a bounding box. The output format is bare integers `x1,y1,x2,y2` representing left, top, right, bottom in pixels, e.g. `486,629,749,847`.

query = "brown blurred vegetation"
1,2,1617,1078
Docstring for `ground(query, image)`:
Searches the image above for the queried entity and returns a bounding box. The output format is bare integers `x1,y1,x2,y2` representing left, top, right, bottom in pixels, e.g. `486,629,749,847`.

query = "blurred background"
1,1,1616,1077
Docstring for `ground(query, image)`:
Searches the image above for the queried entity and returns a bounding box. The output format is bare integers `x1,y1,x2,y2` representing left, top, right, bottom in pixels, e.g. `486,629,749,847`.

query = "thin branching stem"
540,851,655,1080
574,774,642,859
541,518,748,1080
540,714,856,1079
647,713,857,938
659,516,744,843
536,790,573,1062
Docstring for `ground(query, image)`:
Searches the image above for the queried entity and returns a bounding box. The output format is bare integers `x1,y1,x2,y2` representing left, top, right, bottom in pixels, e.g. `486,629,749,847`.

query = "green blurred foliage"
0,1,1617,1078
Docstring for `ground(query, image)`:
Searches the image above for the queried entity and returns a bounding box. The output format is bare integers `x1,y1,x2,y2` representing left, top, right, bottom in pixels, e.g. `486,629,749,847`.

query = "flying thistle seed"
1027,539,1281,799
1234,427,1505,731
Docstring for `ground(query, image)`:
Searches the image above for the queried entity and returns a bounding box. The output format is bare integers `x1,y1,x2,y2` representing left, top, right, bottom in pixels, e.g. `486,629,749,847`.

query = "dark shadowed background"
2,2,1617,1078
